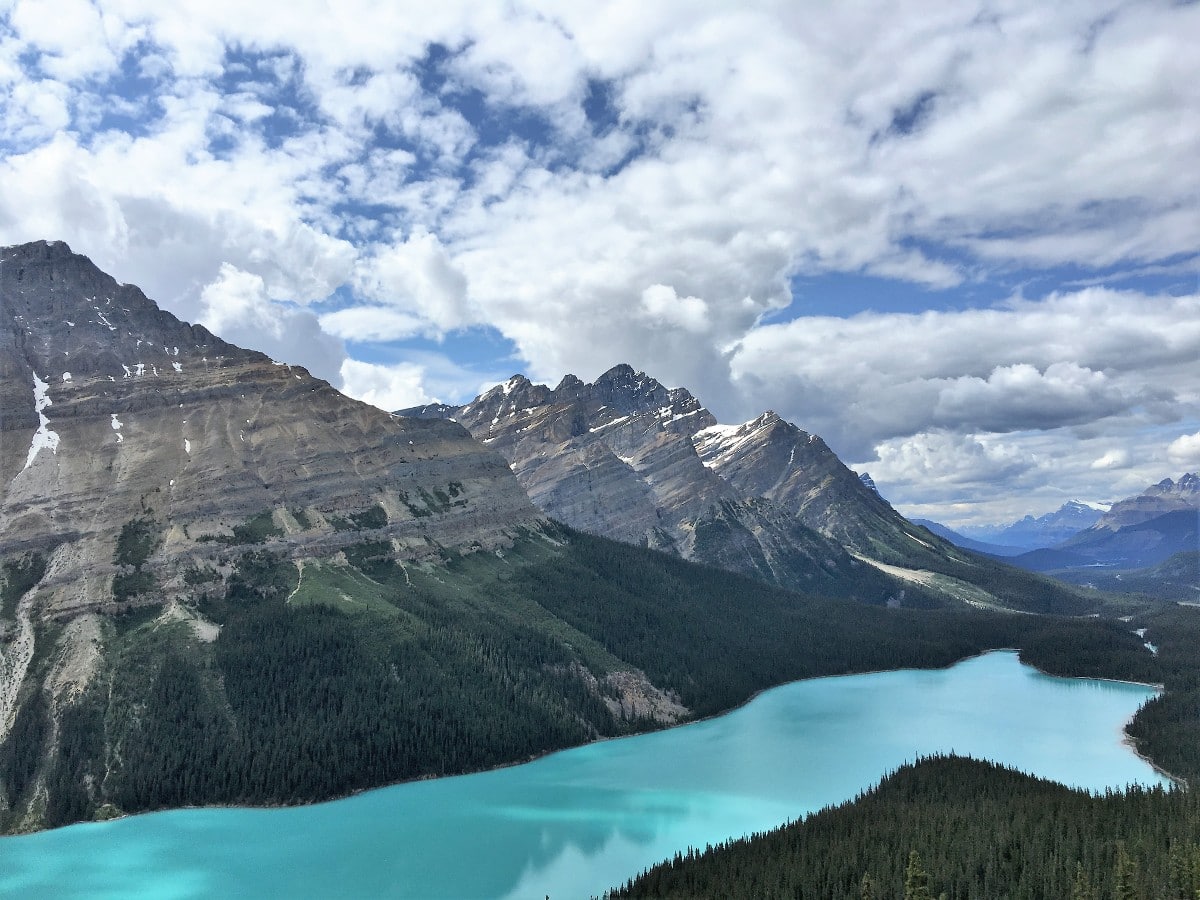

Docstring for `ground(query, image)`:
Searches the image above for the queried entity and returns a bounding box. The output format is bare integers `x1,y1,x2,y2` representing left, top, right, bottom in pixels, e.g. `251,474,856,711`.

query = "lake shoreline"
0,647,1171,839
0,651,1170,900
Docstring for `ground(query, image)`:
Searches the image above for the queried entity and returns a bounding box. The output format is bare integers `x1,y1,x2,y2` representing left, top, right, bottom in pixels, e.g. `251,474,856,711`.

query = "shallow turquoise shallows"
0,651,1167,899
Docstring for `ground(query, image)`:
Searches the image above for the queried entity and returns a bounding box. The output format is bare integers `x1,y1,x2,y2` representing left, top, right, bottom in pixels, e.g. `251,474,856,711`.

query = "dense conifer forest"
611,597,1200,899
610,755,1200,899
0,523,1169,831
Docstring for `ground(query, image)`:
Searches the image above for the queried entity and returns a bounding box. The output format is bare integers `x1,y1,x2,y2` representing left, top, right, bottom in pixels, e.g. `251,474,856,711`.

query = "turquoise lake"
0,651,1167,899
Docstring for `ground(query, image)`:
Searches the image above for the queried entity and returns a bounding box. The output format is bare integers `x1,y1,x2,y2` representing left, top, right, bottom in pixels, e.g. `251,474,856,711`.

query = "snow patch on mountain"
23,372,60,470
693,418,776,470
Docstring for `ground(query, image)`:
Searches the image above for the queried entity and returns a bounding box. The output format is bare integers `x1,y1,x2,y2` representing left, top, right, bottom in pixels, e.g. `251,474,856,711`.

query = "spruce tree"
904,850,933,900
1070,862,1095,900
1114,844,1140,900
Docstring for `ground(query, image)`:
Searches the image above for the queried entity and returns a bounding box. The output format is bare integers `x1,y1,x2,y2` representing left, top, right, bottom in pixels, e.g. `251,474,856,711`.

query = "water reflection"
0,651,1166,900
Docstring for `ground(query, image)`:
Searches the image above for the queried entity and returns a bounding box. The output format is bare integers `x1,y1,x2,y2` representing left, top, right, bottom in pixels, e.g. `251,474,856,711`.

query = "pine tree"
1114,844,1141,900
1070,862,1095,900
860,872,876,900
905,850,933,900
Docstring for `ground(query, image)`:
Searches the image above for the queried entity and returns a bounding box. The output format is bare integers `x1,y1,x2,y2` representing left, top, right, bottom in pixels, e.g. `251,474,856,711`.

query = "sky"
1,0,1198,528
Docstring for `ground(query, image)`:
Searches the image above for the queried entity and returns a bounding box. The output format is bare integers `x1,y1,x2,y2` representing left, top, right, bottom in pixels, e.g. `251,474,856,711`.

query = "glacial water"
0,651,1167,899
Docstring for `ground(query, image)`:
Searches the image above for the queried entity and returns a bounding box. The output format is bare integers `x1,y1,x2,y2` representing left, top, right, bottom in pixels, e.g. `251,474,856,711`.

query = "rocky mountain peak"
403,362,1035,602
1095,472,1200,531
1154,473,1199,495
553,373,586,396
467,374,553,424
1,239,252,383
2,241,541,618
590,363,671,414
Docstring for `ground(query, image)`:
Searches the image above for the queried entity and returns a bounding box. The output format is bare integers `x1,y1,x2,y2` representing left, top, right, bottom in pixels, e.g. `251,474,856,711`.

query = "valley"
0,242,1196,899
0,651,1166,899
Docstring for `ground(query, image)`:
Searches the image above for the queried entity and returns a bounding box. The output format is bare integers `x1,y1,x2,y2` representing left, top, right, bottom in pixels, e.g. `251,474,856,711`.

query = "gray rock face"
0,240,542,621
1094,474,1199,531
690,412,920,559
401,365,952,598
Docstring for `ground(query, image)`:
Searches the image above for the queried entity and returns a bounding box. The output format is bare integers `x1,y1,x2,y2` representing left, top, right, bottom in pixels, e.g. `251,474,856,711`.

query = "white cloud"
870,431,1034,489
319,307,426,343
5,78,71,142
357,230,472,332
640,283,709,332
932,362,1139,433
199,264,277,338
198,264,345,382
338,358,433,412
9,0,124,81
1091,449,1131,470
1,0,1198,525
1168,431,1200,467
731,290,1200,457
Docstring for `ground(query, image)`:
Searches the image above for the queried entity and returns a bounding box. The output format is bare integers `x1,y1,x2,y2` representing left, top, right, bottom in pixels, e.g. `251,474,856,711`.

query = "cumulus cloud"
870,431,1034,490
1,0,1198,524
1168,431,1200,467
640,284,710,332
338,359,433,412
1091,449,1132,470
731,291,1200,457
932,362,1139,433
198,264,345,382
356,231,472,332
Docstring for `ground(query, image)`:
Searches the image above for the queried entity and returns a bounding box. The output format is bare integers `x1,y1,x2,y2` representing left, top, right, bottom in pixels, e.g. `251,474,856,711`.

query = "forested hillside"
612,601,1200,900
0,524,1164,832
611,755,1200,900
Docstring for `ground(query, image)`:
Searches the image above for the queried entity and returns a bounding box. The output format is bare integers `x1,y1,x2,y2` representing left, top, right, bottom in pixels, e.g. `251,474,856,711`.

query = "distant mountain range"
1015,476,1198,574
925,476,1199,591
954,500,1110,550
909,520,1026,557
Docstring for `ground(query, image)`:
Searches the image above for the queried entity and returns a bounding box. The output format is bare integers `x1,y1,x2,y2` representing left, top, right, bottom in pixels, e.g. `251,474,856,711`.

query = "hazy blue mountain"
910,519,1026,557
1002,476,1199,577
958,500,1109,550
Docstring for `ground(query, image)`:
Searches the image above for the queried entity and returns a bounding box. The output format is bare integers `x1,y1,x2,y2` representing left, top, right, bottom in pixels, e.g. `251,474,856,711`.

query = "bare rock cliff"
401,365,932,600
0,240,542,625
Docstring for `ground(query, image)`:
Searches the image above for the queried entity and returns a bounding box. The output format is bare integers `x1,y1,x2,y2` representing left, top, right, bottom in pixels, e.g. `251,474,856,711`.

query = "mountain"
1026,509,1199,571
958,500,1109,550
910,519,1025,557
1003,475,1199,575
0,241,541,591
1092,474,1199,530
401,366,1094,615
0,240,1102,835
405,369,915,605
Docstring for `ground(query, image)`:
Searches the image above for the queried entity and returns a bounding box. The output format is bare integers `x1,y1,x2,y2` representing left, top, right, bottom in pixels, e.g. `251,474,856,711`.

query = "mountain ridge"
0,240,1147,838
400,366,1095,614
1,240,541,618
955,500,1109,550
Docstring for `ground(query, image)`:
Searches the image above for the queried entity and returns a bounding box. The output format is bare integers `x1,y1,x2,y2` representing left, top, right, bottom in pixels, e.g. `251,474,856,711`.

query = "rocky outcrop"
0,239,542,622
400,365,950,601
